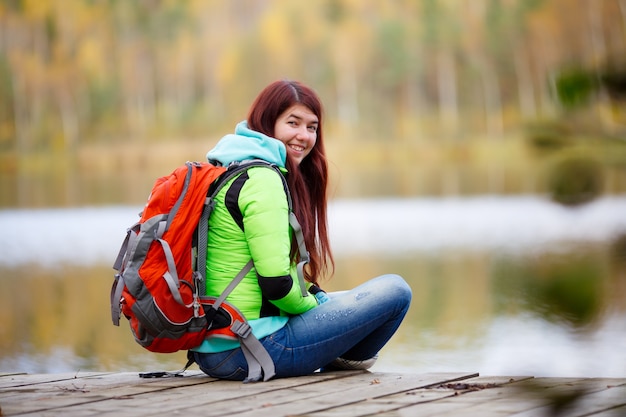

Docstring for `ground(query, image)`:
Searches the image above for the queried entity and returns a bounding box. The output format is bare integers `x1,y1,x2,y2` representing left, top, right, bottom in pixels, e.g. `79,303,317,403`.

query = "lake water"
1,195,626,377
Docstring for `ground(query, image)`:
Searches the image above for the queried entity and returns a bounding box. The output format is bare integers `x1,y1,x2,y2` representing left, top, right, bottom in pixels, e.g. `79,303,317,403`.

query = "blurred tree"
0,0,624,152
555,67,598,109
548,155,604,205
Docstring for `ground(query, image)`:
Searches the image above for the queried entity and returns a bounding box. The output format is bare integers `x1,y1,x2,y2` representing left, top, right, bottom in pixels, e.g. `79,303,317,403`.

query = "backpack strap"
206,259,254,314
191,160,309,382
198,263,276,382
111,221,143,325
232,319,276,382
199,291,277,382
216,160,310,297
289,212,309,297
201,259,276,381
165,161,196,231
195,162,265,294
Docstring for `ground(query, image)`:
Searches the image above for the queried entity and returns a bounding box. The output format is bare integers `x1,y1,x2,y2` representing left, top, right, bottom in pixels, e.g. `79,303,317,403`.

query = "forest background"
1,0,625,207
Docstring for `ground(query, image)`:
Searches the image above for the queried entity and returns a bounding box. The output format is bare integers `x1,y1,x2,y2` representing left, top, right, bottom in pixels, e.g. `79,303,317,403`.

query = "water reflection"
0,264,190,373
1,198,625,377
493,247,612,328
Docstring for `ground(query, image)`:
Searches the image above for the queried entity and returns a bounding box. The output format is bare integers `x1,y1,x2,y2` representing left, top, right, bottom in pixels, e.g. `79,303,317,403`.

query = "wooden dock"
1,370,625,416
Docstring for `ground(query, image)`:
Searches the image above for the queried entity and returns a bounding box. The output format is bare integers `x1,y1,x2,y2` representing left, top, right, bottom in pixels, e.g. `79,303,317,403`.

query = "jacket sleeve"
238,167,318,314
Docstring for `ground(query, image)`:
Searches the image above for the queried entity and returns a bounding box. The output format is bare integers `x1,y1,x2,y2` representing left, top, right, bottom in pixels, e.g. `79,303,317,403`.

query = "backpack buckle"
193,298,201,318
231,320,252,339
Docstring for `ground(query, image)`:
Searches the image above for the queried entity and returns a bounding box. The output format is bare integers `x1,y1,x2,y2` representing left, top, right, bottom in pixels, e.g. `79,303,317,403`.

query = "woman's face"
273,104,318,166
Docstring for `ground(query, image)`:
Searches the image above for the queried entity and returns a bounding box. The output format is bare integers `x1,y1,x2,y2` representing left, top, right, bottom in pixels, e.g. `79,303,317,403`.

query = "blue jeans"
192,274,412,380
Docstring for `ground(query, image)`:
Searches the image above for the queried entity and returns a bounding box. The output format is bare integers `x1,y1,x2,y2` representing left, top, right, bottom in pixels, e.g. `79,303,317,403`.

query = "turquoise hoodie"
206,121,287,167
193,121,318,353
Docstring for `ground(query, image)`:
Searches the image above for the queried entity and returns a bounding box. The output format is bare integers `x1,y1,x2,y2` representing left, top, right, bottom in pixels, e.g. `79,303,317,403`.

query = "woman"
191,80,412,381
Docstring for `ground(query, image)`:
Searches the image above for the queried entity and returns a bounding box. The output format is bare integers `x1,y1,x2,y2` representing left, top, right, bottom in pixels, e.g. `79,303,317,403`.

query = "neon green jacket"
193,121,318,353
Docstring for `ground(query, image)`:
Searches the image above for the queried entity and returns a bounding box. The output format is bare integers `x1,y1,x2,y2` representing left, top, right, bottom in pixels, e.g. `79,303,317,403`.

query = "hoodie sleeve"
238,167,318,314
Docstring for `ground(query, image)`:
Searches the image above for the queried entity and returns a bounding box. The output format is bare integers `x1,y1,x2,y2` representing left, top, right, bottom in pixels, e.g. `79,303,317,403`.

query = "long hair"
247,80,334,284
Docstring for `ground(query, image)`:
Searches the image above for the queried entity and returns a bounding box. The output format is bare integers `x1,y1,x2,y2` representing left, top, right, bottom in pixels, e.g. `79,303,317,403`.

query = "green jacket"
193,121,318,353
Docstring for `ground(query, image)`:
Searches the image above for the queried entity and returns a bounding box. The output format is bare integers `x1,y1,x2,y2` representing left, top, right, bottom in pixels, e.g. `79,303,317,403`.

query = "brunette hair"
247,80,333,284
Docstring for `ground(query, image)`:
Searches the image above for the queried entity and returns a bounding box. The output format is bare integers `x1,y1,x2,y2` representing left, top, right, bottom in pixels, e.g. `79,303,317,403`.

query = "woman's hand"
308,284,330,304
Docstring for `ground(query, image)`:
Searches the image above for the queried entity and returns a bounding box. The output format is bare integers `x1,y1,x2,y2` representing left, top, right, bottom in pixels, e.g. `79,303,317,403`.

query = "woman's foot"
322,354,378,371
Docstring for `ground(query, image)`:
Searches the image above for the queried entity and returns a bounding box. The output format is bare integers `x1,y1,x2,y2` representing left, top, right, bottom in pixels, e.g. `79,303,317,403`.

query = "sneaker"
323,354,378,371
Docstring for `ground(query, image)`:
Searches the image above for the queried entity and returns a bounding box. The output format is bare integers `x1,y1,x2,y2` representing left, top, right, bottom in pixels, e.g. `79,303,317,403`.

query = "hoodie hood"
206,121,287,168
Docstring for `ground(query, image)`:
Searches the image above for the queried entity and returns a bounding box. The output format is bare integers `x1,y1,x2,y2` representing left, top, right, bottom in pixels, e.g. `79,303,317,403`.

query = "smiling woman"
273,104,318,165
188,80,413,382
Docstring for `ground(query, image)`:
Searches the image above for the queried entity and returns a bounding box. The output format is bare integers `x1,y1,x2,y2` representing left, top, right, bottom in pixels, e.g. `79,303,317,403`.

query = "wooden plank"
28,372,474,417
298,389,458,417
0,373,27,377
63,371,367,417
558,383,626,417
0,372,109,388
2,372,625,417
195,372,479,417
382,378,546,417
509,379,626,417
304,375,534,417
386,377,626,417
13,371,365,417
590,404,626,417
0,371,215,416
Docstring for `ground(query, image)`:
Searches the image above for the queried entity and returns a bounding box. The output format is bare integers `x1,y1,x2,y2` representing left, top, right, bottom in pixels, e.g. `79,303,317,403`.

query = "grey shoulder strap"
197,160,310,297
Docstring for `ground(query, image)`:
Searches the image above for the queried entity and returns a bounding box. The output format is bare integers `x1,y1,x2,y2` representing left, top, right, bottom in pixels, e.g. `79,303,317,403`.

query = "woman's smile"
274,104,318,165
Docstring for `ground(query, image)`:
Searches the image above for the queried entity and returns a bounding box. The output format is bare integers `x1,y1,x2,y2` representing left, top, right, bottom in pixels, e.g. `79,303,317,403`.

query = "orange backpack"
110,160,284,382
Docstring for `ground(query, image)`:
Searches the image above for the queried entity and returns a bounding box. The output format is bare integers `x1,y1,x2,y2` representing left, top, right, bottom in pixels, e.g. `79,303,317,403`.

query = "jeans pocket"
194,350,247,381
